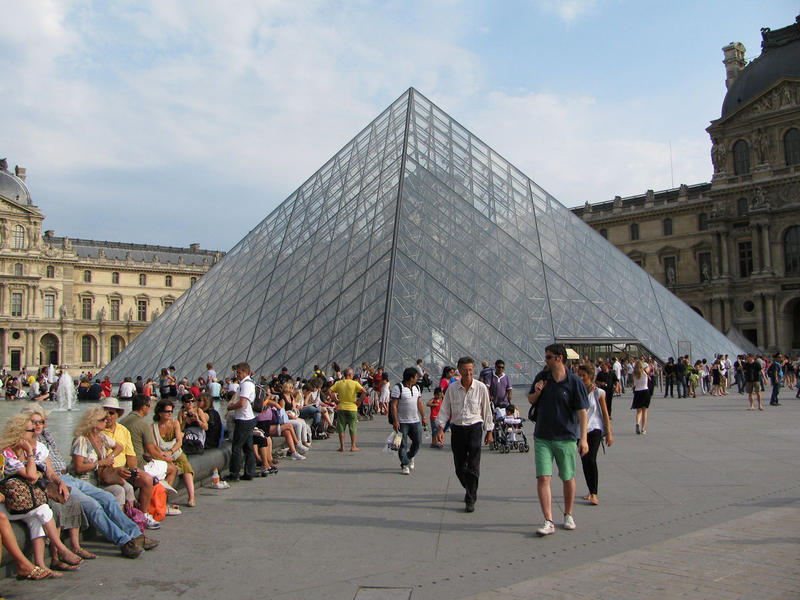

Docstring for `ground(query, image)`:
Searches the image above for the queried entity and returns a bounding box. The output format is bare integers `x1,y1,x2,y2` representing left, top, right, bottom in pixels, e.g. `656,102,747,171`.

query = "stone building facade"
0,160,221,372
574,17,800,354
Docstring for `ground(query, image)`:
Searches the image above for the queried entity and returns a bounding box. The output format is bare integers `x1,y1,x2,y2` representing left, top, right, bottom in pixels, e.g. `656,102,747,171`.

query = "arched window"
663,218,673,236
785,226,800,275
698,212,708,231
733,139,750,175
81,335,94,363
190,277,197,286
12,225,24,249
46,265,54,278
83,270,92,283
785,128,800,165
139,273,147,286
13,263,22,276
630,223,639,241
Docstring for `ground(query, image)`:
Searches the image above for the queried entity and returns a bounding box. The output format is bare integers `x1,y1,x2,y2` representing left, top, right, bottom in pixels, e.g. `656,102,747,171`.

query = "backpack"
252,383,270,413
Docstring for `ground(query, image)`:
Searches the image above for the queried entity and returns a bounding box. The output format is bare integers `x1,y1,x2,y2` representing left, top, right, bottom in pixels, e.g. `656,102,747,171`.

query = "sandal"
72,548,97,560
16,565,54,580
186,499,196,507
50,559,80,572
58,549,83,566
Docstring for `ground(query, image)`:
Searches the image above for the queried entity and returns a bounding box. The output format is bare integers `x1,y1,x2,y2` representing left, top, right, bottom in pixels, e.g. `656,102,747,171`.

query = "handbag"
0,476,49,514
87,435,124,486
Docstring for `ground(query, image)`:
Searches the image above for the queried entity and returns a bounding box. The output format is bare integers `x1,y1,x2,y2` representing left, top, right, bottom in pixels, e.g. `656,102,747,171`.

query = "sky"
1,1,796,252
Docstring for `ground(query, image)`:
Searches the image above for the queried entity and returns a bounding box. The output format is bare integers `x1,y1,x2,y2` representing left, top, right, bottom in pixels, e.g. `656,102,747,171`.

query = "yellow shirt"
104,423,135,468
330,379,363,412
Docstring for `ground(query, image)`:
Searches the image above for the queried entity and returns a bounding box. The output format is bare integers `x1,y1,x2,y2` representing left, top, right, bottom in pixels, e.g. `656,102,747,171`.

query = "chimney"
189,243,200,251
14,166,26,181
722,42,746,89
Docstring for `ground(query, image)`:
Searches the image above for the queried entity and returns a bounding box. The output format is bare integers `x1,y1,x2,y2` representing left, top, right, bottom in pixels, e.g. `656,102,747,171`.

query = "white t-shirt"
390,383,422,424
586,388,605,432
119,381,136,398
235,377,255,420
612,361,622,379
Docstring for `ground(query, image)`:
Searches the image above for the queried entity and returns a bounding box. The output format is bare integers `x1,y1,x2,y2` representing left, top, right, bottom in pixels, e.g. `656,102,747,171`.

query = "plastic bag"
383,431,403,452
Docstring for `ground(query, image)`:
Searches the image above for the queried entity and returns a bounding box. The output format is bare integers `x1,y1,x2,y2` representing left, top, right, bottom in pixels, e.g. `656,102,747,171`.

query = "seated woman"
76,378,92,400
198,394,223,449
24,407,93,571
71,406,131,508
177,394,208,454
254,396,306,461
5,376,19,400
152,399,196,507
251,427,279,477
299,383,334,434
1,413,83,578
280,383,312,447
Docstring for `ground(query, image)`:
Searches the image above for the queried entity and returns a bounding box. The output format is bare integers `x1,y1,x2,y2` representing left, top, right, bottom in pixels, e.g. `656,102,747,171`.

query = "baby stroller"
358,387,376,420
489,404,529,453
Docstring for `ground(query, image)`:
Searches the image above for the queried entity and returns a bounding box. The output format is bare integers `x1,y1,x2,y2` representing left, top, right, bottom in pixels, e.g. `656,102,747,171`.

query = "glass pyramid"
100,88,741,384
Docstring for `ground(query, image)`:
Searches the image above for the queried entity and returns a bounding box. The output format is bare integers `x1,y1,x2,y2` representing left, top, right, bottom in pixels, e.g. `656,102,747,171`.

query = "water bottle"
211,467,220,486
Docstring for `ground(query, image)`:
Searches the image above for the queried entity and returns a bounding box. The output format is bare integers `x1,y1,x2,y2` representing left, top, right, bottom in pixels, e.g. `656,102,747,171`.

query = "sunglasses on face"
31,419,45,425
97,417,108,422
25,428,36,433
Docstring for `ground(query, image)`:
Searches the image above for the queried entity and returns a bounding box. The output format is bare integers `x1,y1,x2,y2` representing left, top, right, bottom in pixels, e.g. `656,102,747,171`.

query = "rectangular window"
110,299,120,321
112,272,119,284
82,297,92,320
44,294,55,318
137,299,147,322
165,275,172,287
10,292,22,317
164,301,173,310
738,241,753,278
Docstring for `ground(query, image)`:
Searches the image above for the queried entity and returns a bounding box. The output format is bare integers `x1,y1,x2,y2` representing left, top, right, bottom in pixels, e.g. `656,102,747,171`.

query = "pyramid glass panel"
101,89,741,385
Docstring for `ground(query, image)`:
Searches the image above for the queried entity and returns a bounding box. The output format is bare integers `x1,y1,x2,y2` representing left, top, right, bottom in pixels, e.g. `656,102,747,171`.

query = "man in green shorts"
527,343,589,536
330,367,366,452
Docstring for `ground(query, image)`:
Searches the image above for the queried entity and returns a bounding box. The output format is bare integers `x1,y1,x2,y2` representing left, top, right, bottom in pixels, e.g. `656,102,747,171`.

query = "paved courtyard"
2,386,799,600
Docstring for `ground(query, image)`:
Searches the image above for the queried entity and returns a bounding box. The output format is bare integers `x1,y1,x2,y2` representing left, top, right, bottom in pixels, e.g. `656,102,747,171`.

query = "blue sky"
1,1,795,251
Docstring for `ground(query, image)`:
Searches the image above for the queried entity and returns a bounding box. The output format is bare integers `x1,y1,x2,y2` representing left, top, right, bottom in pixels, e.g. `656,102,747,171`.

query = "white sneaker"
159,481,178,495
401,465,410,475
563,514,576,530
296,444,308,454
536,520,555,536
408,458,415,470
144,513,161,530
290,452,306,460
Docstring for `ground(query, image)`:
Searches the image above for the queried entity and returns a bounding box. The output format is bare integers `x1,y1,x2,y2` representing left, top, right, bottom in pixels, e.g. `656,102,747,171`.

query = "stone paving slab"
462,505,800,600
1,387,799,600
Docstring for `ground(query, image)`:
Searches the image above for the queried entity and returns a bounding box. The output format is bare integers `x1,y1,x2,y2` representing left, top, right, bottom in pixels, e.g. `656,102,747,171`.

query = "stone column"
723,298,733,332
761,223,772,273
750,227,761,275
720,233,730,278
765,294,777,349
0,329,6,370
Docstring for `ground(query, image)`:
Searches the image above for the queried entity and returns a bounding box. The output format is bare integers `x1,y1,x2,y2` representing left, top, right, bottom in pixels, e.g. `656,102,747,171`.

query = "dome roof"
721,17,800,118
0,165,32,205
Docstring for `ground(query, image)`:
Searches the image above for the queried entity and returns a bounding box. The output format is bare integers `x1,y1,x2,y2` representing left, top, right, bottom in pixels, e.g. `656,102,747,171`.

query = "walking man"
390,367,427,475
435,357,493,513
743,354,764,410
527,343,589,535
488,360,513,410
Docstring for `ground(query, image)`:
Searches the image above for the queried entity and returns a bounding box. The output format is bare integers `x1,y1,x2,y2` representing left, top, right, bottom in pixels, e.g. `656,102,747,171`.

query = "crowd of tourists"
0,347,794,582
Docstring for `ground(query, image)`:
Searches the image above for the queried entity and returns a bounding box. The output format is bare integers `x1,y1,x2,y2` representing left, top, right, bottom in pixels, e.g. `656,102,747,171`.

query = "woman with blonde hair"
1,413,84,577
630,360,651,435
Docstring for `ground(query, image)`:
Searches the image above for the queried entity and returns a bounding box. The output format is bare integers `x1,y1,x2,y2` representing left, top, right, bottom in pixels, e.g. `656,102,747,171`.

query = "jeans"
299,405,322,425
397,421,422,467
230,418,257,477
770,382,781,404
676,376,687,398
664,376,674,397
61,474,140,546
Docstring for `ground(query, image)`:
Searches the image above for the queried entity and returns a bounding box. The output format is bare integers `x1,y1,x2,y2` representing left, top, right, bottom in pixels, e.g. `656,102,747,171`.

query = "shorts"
534,437,577,481
746,381,760,394
336,410,358,435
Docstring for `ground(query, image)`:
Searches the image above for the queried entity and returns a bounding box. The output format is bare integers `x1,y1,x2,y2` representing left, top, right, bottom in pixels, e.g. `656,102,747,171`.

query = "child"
427,387,444,448
503,403,522,443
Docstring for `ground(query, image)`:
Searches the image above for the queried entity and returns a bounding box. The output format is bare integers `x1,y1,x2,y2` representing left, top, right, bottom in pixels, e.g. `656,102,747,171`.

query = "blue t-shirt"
530,370,590,441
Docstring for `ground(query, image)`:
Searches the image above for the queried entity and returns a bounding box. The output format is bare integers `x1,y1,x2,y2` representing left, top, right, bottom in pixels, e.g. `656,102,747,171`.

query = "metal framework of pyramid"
100,88,740,384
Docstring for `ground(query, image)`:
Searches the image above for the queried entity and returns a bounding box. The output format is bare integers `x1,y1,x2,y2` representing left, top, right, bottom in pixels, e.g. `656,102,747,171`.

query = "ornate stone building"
574,16,800,353
0,159,221,372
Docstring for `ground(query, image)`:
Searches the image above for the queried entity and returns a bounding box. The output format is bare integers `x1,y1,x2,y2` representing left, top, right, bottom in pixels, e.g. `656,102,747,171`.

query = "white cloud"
536,0,597,23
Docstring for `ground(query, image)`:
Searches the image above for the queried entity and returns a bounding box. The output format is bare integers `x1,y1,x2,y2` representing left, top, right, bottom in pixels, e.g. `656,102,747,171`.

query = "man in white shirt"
390,367,428,475
205,362,217,386
119,377,136,399
435,357,493,513
612,358,623,394
226,362,257,481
